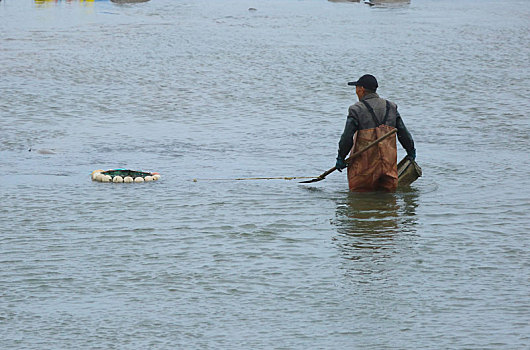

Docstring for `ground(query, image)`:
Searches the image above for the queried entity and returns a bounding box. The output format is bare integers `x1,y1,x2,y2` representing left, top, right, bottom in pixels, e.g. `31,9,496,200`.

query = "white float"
92,169,160,184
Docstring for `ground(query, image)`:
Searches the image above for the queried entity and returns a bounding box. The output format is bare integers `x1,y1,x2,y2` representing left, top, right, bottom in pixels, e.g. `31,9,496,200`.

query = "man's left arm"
395,110,416,160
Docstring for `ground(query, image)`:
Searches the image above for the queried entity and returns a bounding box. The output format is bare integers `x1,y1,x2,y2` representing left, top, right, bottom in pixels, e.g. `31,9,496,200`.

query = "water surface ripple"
1,0,529,348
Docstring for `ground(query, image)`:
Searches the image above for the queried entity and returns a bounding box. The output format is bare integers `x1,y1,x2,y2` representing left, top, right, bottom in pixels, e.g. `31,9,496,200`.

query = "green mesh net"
101,169,154,178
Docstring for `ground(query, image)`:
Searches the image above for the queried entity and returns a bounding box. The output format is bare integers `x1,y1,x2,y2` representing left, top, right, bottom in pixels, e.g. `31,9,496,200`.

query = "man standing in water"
336,74,416,192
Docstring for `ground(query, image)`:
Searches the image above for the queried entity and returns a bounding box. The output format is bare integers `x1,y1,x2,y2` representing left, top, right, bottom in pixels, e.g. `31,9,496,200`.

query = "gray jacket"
337,93,415,160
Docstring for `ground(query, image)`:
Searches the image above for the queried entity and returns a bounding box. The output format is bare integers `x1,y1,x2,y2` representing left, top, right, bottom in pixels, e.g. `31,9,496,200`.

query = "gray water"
1,0,529,348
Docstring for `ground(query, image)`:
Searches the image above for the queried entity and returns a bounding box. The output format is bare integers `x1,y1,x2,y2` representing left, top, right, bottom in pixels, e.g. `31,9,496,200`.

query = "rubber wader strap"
382,101,390,125
361,100,381,126
361,100,391,126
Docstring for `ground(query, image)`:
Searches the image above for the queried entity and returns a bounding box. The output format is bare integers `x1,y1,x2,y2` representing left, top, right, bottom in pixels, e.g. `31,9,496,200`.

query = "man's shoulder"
348,101,364,115
373,97,399,112
374,97,397,110
385,99,398,109
349,97,399,116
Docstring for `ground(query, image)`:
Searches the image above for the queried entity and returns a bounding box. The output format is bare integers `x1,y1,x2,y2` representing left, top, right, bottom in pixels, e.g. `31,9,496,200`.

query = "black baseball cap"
348,74,378,91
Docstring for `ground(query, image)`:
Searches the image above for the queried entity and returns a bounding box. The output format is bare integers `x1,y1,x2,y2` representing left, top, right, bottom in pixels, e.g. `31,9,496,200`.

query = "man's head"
348,74,378,100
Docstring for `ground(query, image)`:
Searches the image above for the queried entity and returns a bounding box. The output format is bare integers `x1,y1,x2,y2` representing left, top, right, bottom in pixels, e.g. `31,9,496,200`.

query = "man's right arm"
337,107,359,160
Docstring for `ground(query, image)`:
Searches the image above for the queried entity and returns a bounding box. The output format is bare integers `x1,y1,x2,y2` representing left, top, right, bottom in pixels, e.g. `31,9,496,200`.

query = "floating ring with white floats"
91,169,160,183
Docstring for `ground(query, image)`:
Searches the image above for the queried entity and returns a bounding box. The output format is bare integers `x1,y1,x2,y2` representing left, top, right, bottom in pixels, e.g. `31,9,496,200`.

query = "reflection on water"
332,189,419,260
33,0,113,9
33,0,103,9
34,0,106,2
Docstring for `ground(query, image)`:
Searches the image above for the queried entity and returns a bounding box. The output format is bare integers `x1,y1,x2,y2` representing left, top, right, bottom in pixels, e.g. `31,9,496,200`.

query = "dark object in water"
397,157,422,187
364,0,411,5
28,148,56,155
111,0,150,4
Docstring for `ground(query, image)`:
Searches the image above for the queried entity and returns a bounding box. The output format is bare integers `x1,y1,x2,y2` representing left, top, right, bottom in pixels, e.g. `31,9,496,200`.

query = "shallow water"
1,0,529,348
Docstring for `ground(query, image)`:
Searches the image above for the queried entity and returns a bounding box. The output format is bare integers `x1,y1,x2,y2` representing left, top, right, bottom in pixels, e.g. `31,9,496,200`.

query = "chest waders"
347,100,398,192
